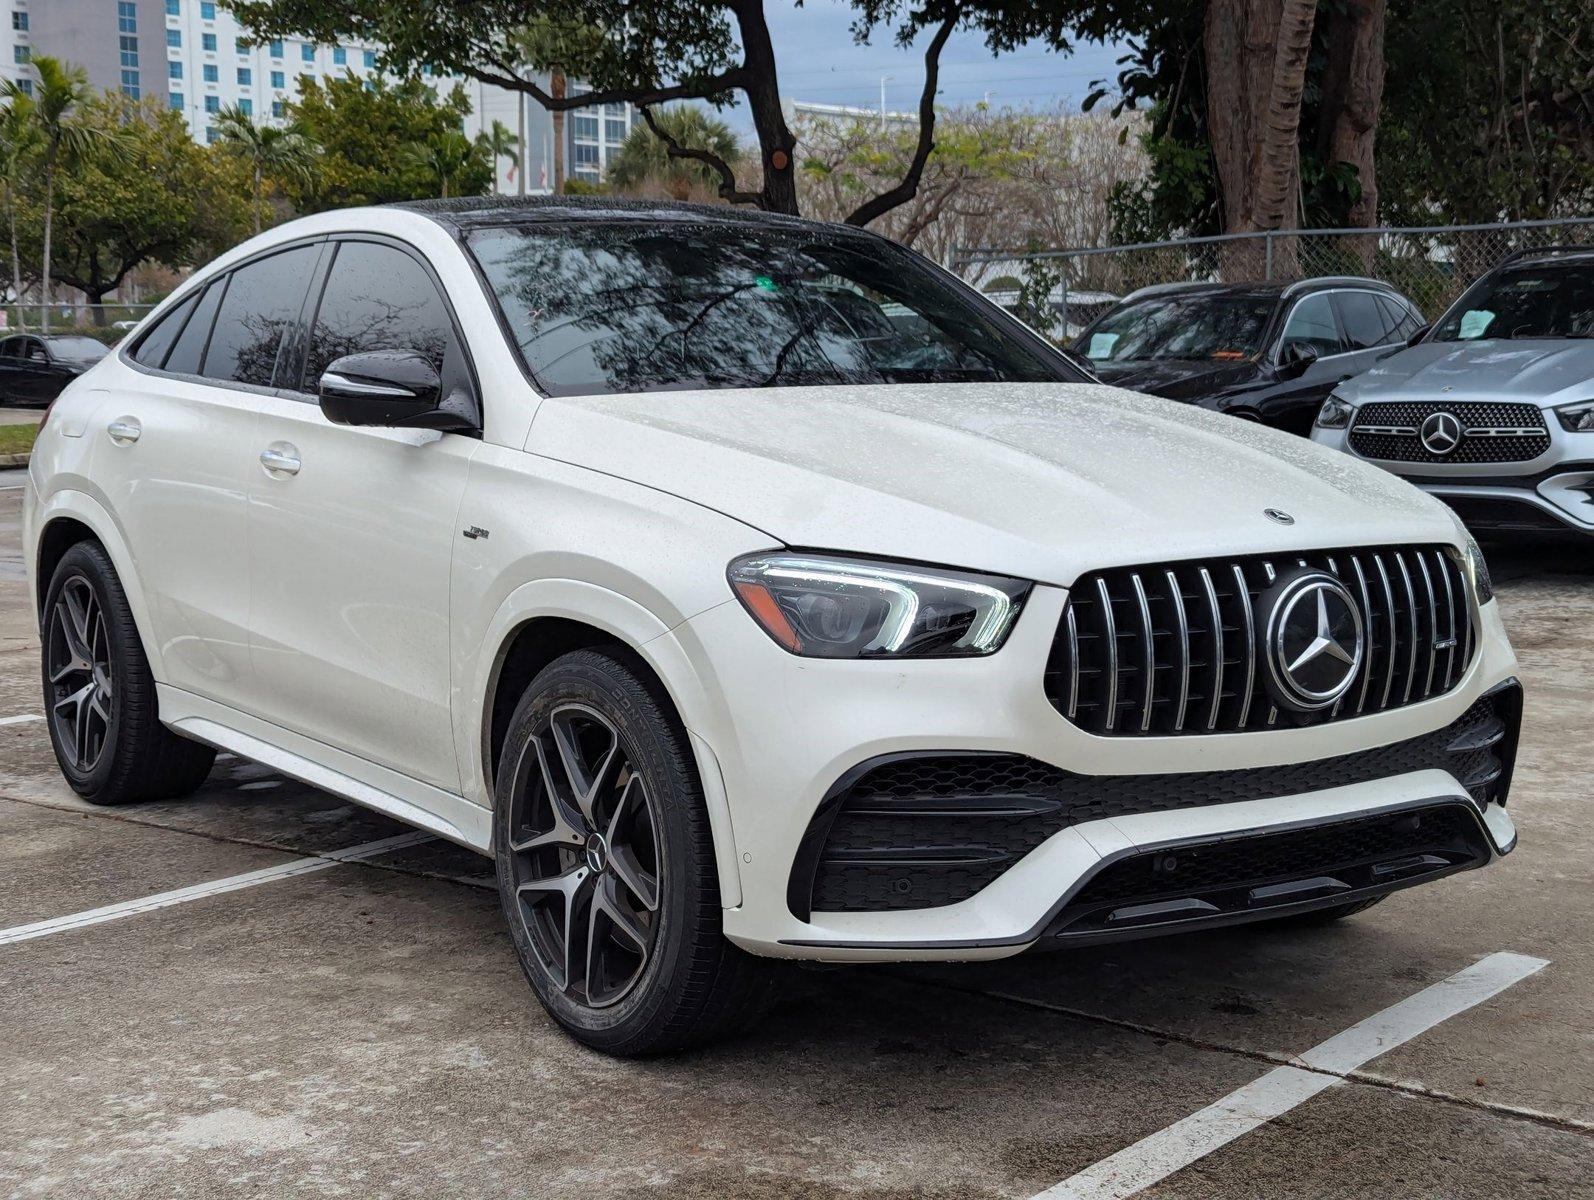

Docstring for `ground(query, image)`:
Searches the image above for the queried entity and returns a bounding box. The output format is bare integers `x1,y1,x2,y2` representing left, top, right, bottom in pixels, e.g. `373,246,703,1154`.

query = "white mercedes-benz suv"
24,199,1521,1054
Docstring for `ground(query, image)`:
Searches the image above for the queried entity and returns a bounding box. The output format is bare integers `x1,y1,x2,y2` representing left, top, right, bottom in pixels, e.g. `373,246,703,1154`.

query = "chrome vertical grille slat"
1049,543,1480,736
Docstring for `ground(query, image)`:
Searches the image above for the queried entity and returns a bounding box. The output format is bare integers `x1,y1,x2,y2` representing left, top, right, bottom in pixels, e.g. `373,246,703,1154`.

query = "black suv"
1074,278,1426,435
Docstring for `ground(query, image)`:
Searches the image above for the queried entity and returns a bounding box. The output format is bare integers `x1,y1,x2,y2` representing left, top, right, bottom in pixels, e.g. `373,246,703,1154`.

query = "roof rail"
1494,244,1594,269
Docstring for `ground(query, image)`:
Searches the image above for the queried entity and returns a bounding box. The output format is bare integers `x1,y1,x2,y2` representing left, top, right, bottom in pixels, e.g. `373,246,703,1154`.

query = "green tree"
213,104,316,233
226,0,967,223
606,105,741,198
22,57,127,332
475,118,519,193
29,94,251,323
401,128,480,198
0,84,38,325
285,74,490,209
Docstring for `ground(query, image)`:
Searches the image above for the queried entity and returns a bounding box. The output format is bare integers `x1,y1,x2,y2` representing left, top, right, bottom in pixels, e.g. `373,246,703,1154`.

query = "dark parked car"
1073,278,1426,435
0,334,109,406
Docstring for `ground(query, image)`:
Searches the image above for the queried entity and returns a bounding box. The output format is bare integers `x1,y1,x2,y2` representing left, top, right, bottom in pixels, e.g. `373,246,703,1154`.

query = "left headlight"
727,553,1031,658
1316,394,1355,429
1554,399,1594,432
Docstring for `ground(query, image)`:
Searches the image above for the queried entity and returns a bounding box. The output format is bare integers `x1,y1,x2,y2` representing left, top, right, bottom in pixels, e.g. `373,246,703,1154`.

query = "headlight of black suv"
727,553,1030,658
1554,399,1594,433
1316,394,1355,429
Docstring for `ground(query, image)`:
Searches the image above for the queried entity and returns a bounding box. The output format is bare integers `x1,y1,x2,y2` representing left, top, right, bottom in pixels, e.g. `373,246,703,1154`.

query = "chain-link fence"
952,217,1594,342
1,303,157,340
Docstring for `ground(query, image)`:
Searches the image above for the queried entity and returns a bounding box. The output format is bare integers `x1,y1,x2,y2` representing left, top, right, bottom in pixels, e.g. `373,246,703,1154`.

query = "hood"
525,382,1456,587
1087,357,1266,402
1340,339,1594,408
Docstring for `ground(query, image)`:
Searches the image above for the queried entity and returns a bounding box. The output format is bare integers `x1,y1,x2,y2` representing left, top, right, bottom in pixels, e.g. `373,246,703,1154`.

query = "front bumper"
667,586,1520,962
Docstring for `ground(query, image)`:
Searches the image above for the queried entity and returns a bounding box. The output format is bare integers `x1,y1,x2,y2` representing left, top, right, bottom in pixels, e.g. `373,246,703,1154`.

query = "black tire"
493,647,773,1056
40,540,216,805
1266,895,1386,927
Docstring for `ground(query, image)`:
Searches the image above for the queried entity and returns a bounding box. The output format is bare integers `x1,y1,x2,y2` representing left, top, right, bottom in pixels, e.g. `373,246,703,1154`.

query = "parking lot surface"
2,475,1591,1198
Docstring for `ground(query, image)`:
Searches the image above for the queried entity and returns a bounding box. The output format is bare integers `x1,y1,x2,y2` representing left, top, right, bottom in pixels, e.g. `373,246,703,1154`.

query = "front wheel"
493,647,772,1055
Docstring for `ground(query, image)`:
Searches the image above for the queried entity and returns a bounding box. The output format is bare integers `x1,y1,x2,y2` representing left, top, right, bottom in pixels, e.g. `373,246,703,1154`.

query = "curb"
0,454,28,468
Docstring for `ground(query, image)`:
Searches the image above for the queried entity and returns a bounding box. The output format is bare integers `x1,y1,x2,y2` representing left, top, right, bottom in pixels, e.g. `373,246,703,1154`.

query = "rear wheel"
493,647,772,1055
41,541,215,804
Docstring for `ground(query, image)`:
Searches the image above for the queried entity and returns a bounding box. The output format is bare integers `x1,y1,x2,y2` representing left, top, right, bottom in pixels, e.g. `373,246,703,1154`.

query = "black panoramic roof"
391,194,838,235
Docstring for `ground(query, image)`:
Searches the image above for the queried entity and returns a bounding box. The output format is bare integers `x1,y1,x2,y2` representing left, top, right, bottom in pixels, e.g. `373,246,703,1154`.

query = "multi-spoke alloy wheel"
505,703,663,1008
493,649,773,1055
46,575,113,774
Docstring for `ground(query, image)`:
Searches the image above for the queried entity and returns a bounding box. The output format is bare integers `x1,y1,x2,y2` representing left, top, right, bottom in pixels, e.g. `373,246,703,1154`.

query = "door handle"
259,444,301,477
106,418,141,445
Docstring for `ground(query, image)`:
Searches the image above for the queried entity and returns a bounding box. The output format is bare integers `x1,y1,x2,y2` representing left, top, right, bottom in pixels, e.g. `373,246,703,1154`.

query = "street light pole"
879,74,894,130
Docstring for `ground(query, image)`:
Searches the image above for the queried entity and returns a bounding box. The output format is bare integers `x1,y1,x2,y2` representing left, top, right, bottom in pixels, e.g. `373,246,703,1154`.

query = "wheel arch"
469,580,743,908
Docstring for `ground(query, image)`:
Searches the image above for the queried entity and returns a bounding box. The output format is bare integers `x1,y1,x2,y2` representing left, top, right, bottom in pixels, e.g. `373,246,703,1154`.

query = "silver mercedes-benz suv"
1312,247,1594,535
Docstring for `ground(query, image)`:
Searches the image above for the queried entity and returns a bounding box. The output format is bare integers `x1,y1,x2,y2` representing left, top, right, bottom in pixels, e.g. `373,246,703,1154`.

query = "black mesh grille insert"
1046,544,1476,736
1349,401,1550,464
796,685,1519,915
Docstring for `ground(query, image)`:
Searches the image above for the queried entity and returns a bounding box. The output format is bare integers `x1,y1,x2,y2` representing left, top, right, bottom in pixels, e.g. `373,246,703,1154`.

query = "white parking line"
0,714,43,726
1033,951,1550,1200
0,830,434,947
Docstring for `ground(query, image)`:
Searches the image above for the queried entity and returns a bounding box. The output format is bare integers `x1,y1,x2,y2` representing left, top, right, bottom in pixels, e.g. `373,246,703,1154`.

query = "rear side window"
303,240,457,388
1336,291,1394,350
164,282,225,376
1279,293,1345,356
130,291,200,368
1377,294,1424,339
201,244,319,386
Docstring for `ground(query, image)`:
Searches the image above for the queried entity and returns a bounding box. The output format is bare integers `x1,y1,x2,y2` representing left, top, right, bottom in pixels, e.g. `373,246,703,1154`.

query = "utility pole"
879,75,894,130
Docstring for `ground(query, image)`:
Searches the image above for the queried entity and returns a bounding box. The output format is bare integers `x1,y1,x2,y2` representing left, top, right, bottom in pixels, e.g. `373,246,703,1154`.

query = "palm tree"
0,83,37,330
213,104,315,234
402,129,476,199
608,106,742,200
26,57,124,333
475,119,518,195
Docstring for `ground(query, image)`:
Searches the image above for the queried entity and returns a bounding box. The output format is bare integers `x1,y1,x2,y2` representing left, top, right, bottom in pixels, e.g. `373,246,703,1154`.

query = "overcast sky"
723,0,1129,128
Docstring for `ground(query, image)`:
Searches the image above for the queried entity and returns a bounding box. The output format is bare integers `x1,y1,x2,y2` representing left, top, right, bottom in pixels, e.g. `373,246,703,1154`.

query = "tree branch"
843,4,962,228
639,105,767,207
467,51,743,114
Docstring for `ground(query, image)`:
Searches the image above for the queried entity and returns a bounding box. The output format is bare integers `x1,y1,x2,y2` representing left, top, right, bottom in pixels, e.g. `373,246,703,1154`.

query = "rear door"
100,244,321,710
1333,289,1406,375
242,237,478,793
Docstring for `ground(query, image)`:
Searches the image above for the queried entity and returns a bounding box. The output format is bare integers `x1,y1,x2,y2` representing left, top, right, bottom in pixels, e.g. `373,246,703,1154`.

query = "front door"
244,238,478,793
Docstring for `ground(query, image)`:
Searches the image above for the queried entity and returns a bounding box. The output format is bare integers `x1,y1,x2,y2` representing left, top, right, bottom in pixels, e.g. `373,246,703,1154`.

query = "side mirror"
318,350,475,432
1278,340,1319,379
1406,324,1430,348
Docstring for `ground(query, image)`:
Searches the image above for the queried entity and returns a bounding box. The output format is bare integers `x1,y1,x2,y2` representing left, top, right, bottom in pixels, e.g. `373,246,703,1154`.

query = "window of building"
120,36,140,68
605,118,627,145
301,42,315,62
202,32,217,52
204,94,219,112
168,60,182,79
237,97,252,116
12,12,28,32
203,64,218,83
572,143,600,167
121,72,140,99
14,78,30,97
237,67,251,86
270,70,284,89
169,92,183,110
14,46,30,64
332,46,346,66
269,39,283,57
200,1,216,19
205,126,219,145
363,49,376,69
166,28,180,47
117,2,138,33
271,100,284,118
571,115,599,141
165,0,180,16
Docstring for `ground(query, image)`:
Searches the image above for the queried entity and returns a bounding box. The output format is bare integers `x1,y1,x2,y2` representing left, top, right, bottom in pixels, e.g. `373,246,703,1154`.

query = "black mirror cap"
318,350,475,432
1406,324,1431,348
1279,340,1319,377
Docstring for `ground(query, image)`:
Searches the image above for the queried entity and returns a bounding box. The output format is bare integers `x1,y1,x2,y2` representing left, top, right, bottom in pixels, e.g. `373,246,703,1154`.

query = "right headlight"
1554,399,1594,432
1316,394,1355,429
1449,512,1494,604
727,552,1030,658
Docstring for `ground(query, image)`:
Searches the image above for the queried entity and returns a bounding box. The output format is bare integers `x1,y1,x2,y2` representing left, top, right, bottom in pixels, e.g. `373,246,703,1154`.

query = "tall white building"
0,0,639,192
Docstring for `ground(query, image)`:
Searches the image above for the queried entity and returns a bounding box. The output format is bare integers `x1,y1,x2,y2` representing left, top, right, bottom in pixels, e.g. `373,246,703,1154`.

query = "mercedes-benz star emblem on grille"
1258,569,1365,713
1420,410,1464,456
1264,508,1295,525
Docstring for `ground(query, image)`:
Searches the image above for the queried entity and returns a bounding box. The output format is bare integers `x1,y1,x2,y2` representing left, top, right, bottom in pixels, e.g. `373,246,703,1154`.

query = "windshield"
47,336,109,361
465,220,1076,396
1432,262,1594,341
1076,292,1275,363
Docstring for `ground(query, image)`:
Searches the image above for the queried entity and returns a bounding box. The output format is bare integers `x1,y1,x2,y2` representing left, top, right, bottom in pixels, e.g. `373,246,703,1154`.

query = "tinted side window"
0,336,19,359
131,291,200,368
201,244,319,386
304,241,455,388
164,282,225,376
1280,293,1344,355
1378,294,1423,339
1336,291,1393,350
